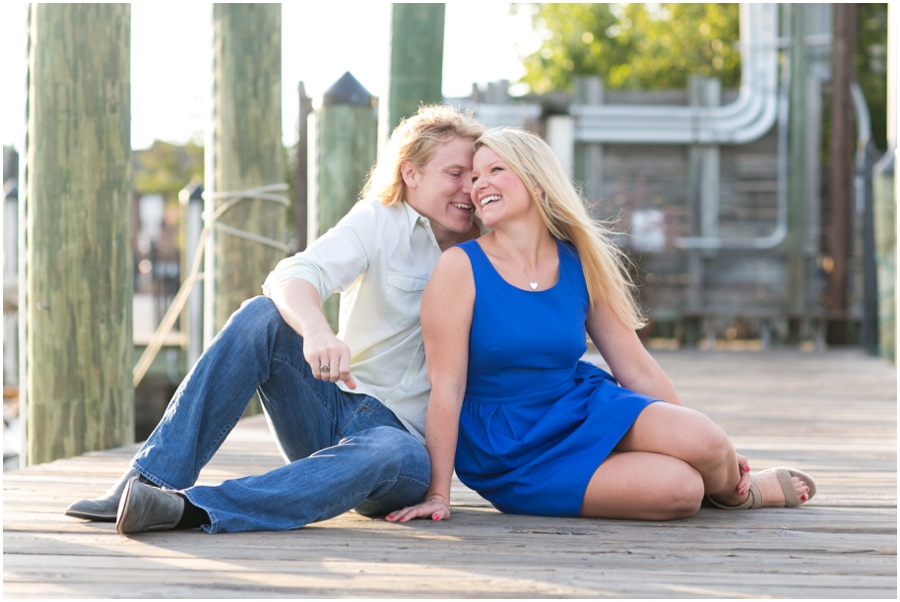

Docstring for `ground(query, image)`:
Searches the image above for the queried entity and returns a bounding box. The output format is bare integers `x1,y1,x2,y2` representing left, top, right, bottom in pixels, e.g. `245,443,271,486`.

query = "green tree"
132,140,205,260
517,3,741,94
133,140,204,204
519,3,889,150
856,3,888,151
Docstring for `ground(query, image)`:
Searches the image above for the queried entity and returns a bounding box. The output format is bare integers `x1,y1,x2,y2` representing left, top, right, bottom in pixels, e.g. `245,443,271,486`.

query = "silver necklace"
494,237,540,290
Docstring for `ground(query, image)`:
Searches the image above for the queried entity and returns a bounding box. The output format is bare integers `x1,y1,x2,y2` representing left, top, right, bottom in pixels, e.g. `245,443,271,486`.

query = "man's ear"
400,160,419,189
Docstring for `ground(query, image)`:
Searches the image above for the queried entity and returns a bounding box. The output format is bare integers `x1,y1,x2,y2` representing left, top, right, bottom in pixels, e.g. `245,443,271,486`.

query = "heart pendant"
529,281,538,290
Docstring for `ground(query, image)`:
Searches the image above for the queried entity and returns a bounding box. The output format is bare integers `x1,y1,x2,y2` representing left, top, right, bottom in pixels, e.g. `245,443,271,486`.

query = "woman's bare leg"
581,451,704,520
615,402,811,508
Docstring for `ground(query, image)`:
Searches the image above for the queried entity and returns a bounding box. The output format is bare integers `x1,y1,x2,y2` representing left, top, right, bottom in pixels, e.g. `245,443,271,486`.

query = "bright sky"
1,1,540,153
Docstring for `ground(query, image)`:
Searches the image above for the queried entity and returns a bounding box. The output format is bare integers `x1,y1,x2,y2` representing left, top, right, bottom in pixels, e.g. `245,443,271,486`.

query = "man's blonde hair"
475,127,646,330
363,105,486,206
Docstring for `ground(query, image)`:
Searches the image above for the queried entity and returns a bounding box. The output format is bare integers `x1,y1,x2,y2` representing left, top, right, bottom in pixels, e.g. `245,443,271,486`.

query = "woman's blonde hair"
475,127,646,330
363,104,485,206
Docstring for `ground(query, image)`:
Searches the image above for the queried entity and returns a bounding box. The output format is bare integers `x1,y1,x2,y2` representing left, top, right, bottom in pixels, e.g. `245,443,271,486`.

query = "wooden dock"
3,349,896,598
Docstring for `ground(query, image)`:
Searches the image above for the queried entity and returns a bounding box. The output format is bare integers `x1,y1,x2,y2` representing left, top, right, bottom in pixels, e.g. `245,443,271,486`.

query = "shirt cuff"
261,261,331,302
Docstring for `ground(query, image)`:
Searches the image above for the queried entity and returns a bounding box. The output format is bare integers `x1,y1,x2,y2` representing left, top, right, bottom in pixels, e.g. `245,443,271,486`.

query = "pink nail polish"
432,513,440,520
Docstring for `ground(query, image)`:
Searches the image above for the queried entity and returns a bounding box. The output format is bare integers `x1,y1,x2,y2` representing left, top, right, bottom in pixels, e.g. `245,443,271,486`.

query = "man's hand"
268,279,357,389
302,325,357,390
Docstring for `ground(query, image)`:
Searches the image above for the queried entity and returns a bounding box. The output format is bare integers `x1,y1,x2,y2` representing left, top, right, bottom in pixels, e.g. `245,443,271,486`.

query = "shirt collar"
402,199,491,244
402,199,443,250
402,199,430,236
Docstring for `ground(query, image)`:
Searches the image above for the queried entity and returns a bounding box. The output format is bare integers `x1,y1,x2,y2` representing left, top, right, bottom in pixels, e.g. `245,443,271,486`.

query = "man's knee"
237,295,280,322
226,296,286,336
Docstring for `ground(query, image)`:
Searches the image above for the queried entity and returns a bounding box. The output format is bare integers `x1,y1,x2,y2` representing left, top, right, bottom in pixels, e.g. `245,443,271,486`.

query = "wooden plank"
3,350,896,598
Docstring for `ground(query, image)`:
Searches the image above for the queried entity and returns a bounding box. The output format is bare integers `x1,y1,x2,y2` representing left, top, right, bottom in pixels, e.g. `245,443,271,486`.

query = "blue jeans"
131,296,430,533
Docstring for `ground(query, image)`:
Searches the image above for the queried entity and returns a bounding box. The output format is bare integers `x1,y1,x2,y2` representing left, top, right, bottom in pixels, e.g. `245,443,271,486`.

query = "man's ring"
320,364,330,373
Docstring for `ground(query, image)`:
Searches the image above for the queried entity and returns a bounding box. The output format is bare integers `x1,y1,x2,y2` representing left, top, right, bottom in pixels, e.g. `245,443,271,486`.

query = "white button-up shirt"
262,198,443,442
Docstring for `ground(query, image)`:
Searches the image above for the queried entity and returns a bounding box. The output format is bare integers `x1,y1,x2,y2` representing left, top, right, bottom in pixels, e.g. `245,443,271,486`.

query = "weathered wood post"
827,3,858,344
312,72,377,329
388,3,445,132
207,3,286,343
294,82,313,251
23,4,133,464
786,2,808,340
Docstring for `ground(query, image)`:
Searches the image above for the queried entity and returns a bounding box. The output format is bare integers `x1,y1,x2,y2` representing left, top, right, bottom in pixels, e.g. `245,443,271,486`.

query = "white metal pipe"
467,3,793,250
572,3,780,145
851,82,872,215
675,2,792,250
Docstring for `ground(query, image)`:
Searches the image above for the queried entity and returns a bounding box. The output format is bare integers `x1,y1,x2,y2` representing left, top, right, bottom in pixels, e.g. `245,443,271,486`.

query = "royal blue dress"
454,238,659,517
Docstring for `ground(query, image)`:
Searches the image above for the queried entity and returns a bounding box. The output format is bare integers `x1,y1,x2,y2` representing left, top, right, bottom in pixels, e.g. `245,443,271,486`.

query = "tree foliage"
856,3,889,151
517,3,889,150
517,3,741,94
133,140,204,204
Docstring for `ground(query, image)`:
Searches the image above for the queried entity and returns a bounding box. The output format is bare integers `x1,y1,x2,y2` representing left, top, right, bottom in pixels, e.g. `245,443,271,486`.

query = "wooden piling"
827,3,858,343
786,3,808,326
208,3,285,340
312,72,377,329
388,3,445,132
294,82,313,251
23,4,133,465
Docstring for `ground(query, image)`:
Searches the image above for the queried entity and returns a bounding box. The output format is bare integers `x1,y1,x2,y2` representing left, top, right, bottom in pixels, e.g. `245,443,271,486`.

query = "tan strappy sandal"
707,467,817,510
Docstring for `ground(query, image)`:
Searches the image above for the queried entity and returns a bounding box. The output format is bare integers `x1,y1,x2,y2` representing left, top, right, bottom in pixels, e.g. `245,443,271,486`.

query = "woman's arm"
585,305,683,406
387,248,475,522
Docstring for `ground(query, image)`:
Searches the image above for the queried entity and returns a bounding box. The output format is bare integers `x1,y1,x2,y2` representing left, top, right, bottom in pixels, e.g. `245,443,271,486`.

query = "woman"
387,128,815,523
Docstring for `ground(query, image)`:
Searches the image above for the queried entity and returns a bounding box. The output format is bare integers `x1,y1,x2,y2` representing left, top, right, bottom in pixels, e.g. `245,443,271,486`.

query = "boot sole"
64,508,117,522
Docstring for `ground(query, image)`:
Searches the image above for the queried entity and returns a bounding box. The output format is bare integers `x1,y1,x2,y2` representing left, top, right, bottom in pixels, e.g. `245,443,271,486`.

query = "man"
65,105,485,533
